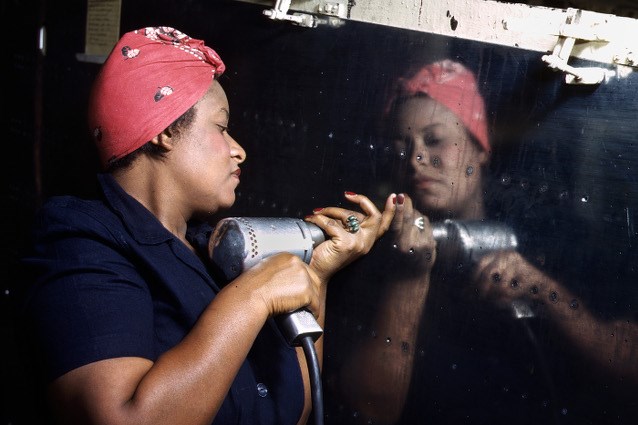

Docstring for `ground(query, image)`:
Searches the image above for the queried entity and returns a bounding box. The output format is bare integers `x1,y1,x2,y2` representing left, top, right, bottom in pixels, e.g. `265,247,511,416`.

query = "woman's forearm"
338,274,431,425
51,281,273,425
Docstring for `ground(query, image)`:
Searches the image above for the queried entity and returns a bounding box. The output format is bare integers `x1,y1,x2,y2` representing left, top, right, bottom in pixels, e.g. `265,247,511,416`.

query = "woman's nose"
227,133,246,163
410,145,429,167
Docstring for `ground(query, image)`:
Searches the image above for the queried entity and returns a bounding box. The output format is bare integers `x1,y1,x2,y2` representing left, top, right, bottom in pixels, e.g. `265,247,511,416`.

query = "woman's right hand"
231,252,321,318
390,193,437,271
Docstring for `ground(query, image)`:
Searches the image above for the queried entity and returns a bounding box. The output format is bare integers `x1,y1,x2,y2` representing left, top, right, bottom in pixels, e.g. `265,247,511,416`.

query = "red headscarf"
386,60,489,151
88,26,226,167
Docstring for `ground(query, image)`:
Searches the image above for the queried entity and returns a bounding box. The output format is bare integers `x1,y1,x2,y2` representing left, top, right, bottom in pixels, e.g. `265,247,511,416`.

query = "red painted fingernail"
392,195,397,205
397,193,405,205
313,208,324,213
344,191,357,196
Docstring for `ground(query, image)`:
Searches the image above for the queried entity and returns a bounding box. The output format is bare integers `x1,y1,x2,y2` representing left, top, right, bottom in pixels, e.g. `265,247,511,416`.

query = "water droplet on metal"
530,285,539,295
492,273,502,283
549,291,558,303
408,247,415,254
581,196,589,203
385,337,392,345
569,299,579,309
510,279,519,288
392,244,399,250
328,132,334,139
399,149,407,159
500,174,511,186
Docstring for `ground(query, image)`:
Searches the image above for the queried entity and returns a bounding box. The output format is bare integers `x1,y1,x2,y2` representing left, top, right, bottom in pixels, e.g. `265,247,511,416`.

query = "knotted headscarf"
88,26,226,167
386,60,489,151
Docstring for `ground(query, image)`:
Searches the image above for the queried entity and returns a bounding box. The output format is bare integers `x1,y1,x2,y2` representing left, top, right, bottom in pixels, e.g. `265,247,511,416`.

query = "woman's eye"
425,136,441,146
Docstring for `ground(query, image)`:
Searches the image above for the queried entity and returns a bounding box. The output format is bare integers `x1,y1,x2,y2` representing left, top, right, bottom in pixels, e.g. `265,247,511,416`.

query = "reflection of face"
171,80,246,215
390,96,488,219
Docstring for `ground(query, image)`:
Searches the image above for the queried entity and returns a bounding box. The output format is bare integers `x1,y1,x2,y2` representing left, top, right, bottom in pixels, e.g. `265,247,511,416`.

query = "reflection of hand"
389,193,437,270
473,250,557,309
305,192,396,283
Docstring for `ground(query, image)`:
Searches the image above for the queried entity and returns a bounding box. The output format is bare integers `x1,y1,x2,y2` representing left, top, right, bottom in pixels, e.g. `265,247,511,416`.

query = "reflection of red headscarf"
387,60,489,151
88,27,226,167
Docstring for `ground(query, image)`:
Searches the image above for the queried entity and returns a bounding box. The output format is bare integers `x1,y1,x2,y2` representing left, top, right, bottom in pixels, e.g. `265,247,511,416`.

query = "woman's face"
390,96,488,219
170,80,246,215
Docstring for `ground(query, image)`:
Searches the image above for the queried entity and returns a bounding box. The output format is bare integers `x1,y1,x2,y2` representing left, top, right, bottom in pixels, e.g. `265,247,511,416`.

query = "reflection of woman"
24,27,396,425
330,60,637,425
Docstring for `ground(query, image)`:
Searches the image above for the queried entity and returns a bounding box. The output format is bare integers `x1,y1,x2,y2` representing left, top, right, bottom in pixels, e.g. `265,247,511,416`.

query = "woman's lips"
412,176,438,189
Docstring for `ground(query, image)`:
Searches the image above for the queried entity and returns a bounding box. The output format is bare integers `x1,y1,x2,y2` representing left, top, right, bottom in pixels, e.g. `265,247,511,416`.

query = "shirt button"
256,383,268,397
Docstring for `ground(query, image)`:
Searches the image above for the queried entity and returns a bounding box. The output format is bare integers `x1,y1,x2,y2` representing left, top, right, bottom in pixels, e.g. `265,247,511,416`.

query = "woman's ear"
149,129,175,152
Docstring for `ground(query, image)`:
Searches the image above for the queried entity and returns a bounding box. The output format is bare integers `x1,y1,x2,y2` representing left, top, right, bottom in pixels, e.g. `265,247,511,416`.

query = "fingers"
307,191,396,239
390,194,424,233
242,253,319,317
378,193,398,237
304,191,398,282
391,193,405,233
473,251,549,304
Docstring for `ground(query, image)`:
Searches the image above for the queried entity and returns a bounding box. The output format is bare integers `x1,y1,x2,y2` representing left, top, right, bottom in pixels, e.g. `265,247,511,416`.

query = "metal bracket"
263,0,346,28
541,8,607,85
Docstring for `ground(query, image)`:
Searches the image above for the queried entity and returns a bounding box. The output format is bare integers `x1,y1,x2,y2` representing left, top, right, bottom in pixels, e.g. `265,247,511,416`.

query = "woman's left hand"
473,250,556,309
305,192,396,283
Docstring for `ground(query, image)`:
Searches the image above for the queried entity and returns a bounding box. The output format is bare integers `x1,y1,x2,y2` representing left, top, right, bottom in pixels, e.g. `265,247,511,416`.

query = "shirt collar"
98,173,175,245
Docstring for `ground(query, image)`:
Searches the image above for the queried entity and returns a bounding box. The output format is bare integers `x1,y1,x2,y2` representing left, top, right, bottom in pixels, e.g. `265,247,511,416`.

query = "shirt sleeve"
25,202,156,381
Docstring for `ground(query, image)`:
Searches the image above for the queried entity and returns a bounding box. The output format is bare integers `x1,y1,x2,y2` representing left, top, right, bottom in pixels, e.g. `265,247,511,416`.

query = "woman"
24,27,396,425
331,59,497,425
330,60,637,425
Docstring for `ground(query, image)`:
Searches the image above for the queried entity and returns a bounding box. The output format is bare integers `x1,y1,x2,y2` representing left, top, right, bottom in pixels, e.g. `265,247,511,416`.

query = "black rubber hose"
300,335,324,425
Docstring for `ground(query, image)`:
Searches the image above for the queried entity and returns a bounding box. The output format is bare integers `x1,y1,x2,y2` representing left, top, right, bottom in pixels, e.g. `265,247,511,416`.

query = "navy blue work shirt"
24,173,304,425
